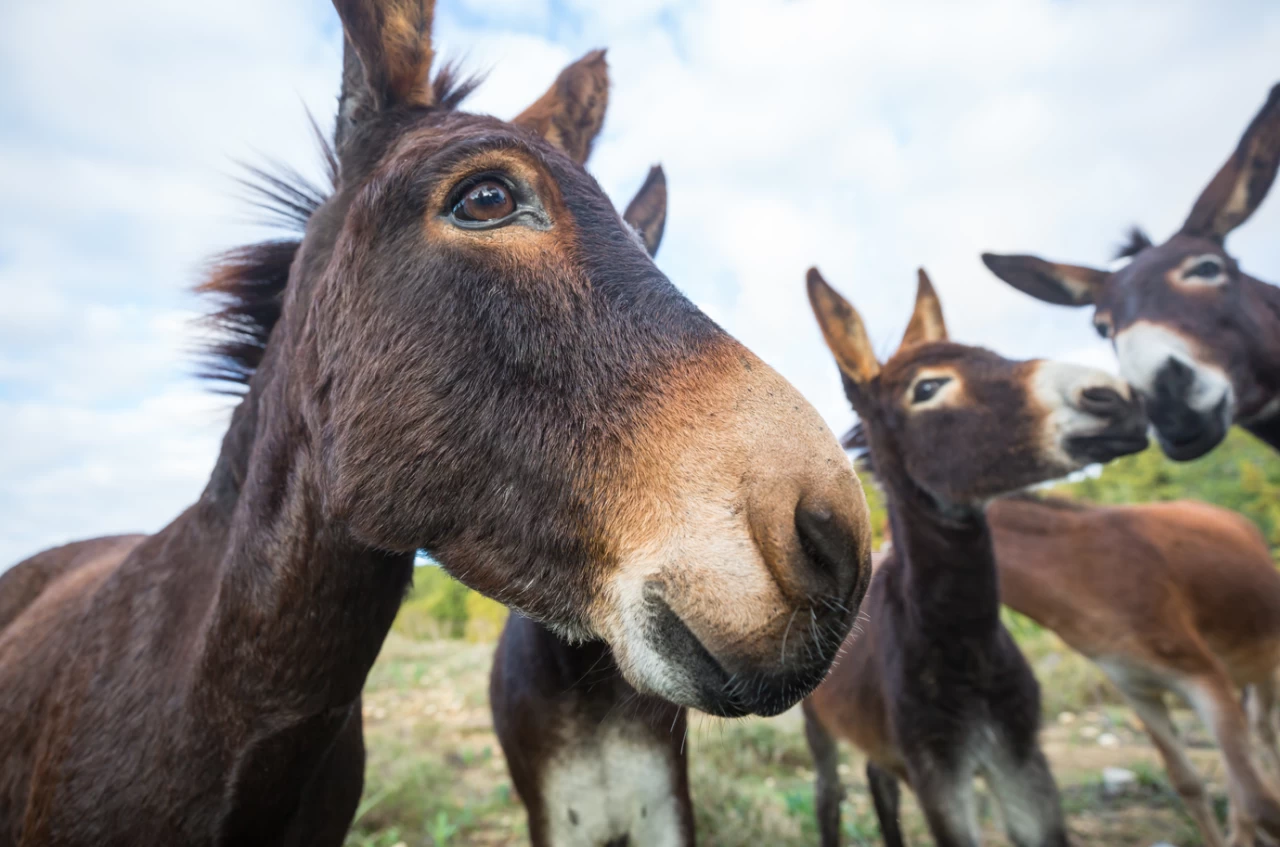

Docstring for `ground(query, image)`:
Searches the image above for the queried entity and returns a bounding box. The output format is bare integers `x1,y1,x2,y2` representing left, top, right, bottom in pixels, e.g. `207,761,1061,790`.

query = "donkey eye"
1184,258,1223,279
451,180,516,224
911,378,950,404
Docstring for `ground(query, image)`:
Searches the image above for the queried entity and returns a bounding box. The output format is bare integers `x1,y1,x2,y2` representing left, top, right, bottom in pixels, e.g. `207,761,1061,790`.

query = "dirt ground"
345,635,1265,847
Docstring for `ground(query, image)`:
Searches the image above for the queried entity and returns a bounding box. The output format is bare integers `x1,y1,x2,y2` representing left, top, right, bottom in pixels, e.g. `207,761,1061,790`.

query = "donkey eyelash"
444,171,518,211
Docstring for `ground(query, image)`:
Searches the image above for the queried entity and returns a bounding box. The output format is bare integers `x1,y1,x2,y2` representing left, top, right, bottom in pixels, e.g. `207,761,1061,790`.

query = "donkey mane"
195,65,483,392
1114,225,1154,260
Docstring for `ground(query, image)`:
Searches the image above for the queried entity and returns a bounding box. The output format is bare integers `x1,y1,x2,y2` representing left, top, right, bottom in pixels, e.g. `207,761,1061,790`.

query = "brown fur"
490,169,695,847
0,3,871,843
991,496,1280,847
804,268,1147,846
984,82,1280,461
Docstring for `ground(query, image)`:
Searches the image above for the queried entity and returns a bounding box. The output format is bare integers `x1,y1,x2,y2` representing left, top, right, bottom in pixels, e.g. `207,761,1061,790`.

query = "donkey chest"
540,722,685,847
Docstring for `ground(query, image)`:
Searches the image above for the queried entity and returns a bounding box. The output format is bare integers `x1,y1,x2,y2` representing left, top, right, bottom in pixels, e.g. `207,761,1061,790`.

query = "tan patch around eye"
904,366,967,410
419,149,578,267
1168,253,1228,289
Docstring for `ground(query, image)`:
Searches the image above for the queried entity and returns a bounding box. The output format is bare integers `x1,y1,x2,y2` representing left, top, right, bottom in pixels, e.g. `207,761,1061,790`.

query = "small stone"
1098,732,1119,748
1057,712,1077,726
1080,725,1100,739
1102,766,1135,795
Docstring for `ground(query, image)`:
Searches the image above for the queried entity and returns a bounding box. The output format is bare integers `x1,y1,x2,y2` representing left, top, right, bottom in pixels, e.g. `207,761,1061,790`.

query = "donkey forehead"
1105,235,1232,308
882,342,1017,387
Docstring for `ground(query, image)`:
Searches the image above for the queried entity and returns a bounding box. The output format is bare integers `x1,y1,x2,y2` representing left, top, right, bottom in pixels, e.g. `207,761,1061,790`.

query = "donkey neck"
872,446,1001,634
193,353,413,717
1241,273,1280,450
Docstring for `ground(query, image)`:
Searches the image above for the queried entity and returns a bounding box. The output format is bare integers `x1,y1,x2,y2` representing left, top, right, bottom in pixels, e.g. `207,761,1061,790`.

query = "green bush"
392,565,508,642
1054,428,1280,552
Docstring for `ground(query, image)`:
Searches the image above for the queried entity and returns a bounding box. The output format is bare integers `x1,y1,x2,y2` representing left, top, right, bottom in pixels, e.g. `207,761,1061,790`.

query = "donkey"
803,268,1149,846
992,496,1280,847
490,166,696,847
983,82,1280,461
0,2,874,843
851,414,1280,845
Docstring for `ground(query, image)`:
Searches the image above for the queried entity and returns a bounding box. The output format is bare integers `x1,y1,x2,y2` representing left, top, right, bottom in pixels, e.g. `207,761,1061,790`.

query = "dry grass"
344,631,1251,847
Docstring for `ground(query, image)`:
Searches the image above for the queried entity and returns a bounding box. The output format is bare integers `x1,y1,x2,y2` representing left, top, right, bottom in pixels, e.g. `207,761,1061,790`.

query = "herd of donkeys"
1,3,1278,847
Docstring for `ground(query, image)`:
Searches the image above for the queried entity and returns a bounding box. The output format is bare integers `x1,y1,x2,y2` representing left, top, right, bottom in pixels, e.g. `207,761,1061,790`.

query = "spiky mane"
1114,226,1153,261
195,65,483,393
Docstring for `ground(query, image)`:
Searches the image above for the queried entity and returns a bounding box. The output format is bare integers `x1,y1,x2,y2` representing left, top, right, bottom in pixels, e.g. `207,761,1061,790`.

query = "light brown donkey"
994,495,1280,847
0,2,872,843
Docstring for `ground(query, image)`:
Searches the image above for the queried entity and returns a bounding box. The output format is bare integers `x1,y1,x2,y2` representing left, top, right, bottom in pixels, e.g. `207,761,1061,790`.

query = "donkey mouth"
1064,429,1149,464
1149,395,1229,461
641,592,837,718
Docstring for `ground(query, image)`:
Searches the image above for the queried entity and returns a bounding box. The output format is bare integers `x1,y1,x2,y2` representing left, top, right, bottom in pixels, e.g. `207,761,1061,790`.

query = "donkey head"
983,83,1280,460
807,269,1148,508
253,0,872,717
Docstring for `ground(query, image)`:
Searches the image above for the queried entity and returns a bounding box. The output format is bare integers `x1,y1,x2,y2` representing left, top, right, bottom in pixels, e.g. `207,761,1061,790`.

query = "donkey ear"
514,50,610,165
1181,83,1280,240
981,252,1107,307
622,166,667,257
333,0,436,113
807,268,880,384
898,268,948,351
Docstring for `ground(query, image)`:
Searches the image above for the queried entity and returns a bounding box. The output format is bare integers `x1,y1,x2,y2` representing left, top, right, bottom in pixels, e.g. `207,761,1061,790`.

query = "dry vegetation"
345,627,1245,847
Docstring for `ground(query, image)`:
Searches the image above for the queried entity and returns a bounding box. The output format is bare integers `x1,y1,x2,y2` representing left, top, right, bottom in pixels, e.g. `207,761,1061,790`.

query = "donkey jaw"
597,574,857,718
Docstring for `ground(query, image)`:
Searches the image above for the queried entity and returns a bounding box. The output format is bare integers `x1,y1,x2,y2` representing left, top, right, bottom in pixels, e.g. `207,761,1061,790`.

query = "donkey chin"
596,530,868,718
1115,322,1233,461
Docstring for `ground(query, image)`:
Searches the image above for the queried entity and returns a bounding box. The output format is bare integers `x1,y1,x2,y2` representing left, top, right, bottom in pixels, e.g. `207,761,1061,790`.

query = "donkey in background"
984,82,1280,461
0,1,873,843
850,376,1280,845
491,167,697,847
804,269,1149,846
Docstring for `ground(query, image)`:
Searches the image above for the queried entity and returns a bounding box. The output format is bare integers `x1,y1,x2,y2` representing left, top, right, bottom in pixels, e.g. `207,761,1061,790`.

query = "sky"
1,0,1278,566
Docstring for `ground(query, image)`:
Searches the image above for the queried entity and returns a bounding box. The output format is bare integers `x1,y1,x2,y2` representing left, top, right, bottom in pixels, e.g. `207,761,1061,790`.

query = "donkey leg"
984,745,1069,847
1125,688,1227,847
909,763,980,847
803,703,845,847
866,762,905,847
1183,673,1280,846
1248,674,1280,780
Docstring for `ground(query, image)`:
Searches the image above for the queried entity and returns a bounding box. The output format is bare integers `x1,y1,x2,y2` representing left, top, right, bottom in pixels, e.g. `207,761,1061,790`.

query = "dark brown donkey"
851,421,1280,846
491,166,696,847
0,2,873,843
803,269,1149,846
983,82,1280,461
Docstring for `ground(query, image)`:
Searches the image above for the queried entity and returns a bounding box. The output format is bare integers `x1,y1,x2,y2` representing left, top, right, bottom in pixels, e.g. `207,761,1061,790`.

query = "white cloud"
2,0,1279,565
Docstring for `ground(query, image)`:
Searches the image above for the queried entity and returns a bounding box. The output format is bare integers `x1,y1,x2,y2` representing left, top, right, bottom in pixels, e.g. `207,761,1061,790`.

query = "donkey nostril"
795,502,858,596
1081,386,1124,411
1155,357,1195,397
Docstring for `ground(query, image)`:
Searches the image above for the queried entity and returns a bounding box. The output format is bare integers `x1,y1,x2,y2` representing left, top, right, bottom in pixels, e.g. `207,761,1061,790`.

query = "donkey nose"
794,499,864,603
1153,356,1196,402
1077,385,1131,420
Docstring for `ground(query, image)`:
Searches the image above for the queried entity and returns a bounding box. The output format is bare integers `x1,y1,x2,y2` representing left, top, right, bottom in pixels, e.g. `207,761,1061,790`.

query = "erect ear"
514,50,609,165
333,0,436,116
897,268,948,352
806,268,880,384
981,252,1107,307
1181,82,1280,240
622,166,667,257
